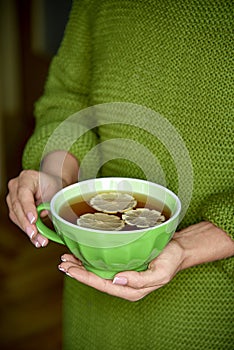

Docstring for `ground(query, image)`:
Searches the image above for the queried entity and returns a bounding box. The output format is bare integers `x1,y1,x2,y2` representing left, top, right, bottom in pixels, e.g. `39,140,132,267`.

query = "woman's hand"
6,151,79,248
58,239,184,301
58,222,234,301
6,170,64,248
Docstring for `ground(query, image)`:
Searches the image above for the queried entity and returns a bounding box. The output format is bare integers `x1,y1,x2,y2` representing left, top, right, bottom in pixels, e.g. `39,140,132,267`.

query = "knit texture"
22,0,234,349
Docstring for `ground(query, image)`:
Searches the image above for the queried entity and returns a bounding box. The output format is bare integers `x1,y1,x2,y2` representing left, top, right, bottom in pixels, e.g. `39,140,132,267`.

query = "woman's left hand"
58,238,184,301
58,222,234,301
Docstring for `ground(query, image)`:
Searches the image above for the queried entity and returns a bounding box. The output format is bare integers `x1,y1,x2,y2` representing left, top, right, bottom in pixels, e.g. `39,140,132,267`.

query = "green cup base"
84,263,148,279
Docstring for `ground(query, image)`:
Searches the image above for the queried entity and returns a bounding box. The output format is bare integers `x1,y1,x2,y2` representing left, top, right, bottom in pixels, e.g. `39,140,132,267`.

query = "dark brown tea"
59,191,171,231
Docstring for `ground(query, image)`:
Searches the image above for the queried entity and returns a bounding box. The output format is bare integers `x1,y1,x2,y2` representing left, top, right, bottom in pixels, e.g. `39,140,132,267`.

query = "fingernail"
26,226,35,239
37,235,47,247
41,239,47,247
27,212,36,224
113,276,128,285
66,272,73,277
58,265,66,272
58,266,72,277
35,241,41,248
61,256,67,262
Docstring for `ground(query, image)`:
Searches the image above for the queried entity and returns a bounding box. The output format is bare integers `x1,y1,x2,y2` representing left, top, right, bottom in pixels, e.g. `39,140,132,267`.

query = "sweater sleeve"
201,192,234,276
22,0,99,173
201,192,234,240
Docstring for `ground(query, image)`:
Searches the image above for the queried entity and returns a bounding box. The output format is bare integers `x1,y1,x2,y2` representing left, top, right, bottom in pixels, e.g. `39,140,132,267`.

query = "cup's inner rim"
50,178,181,234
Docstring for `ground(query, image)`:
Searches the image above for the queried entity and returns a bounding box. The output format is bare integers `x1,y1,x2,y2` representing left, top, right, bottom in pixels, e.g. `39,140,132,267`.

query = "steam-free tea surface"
59,191,171,231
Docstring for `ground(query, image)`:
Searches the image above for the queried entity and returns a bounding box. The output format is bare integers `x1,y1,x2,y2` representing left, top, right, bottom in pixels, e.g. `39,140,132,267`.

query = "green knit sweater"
23,0,233,349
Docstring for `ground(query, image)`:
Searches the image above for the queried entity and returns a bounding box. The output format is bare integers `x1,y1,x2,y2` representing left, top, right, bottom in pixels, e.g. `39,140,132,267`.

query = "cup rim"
50,177,181,235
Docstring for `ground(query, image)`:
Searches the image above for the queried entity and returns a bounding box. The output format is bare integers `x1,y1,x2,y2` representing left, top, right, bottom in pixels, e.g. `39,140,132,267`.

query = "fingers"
113,269,159,289
58,254,158,301
18,170,40,222
58,245,183,301
6,170,49,248
61,253,83,264
7,172,37,228
112,261,170,292
58,258,134,300
59,254,161,289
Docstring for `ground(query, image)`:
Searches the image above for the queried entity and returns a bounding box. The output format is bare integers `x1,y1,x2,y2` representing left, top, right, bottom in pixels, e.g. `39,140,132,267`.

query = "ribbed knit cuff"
201,192,234,277
201,192,234,240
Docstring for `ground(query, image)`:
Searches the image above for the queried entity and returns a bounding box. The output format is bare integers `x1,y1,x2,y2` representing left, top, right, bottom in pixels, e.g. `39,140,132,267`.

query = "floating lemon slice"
77,212,125,231
89,192,137,213
122,208,166,228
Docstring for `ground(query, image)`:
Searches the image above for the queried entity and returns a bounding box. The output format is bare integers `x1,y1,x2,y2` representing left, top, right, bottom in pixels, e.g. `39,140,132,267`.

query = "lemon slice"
77,213,125,231
122,208,166,228
89,192,137,213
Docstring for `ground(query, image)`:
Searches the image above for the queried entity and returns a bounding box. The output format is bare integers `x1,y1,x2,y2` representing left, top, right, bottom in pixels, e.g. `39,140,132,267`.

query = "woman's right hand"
6,170,64,248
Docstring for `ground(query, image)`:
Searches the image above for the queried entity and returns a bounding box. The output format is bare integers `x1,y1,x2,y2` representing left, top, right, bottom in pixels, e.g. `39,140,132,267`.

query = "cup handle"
36,202,65,245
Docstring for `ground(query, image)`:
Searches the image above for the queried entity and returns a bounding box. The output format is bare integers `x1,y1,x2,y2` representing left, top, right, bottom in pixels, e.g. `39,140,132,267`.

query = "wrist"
41,150,79,186
173,222,234,271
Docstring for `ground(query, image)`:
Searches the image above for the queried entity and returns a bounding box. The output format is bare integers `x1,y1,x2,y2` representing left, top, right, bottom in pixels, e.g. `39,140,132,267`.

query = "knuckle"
133,275,146,289
6,193,10,206
19,169,29,179
19,169,36,180
8,178,16,191
135,281,144,289
11,199,20,212
17,185,28,197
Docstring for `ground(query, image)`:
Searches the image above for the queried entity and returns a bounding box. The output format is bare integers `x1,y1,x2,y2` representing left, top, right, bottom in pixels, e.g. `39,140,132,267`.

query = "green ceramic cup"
36,177,181,279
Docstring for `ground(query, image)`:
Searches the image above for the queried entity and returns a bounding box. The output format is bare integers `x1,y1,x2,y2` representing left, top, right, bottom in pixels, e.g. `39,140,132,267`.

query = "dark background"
0,1,72,348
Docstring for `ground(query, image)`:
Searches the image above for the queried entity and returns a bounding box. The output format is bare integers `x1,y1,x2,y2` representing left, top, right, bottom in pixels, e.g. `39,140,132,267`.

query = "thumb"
113,264,159,289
